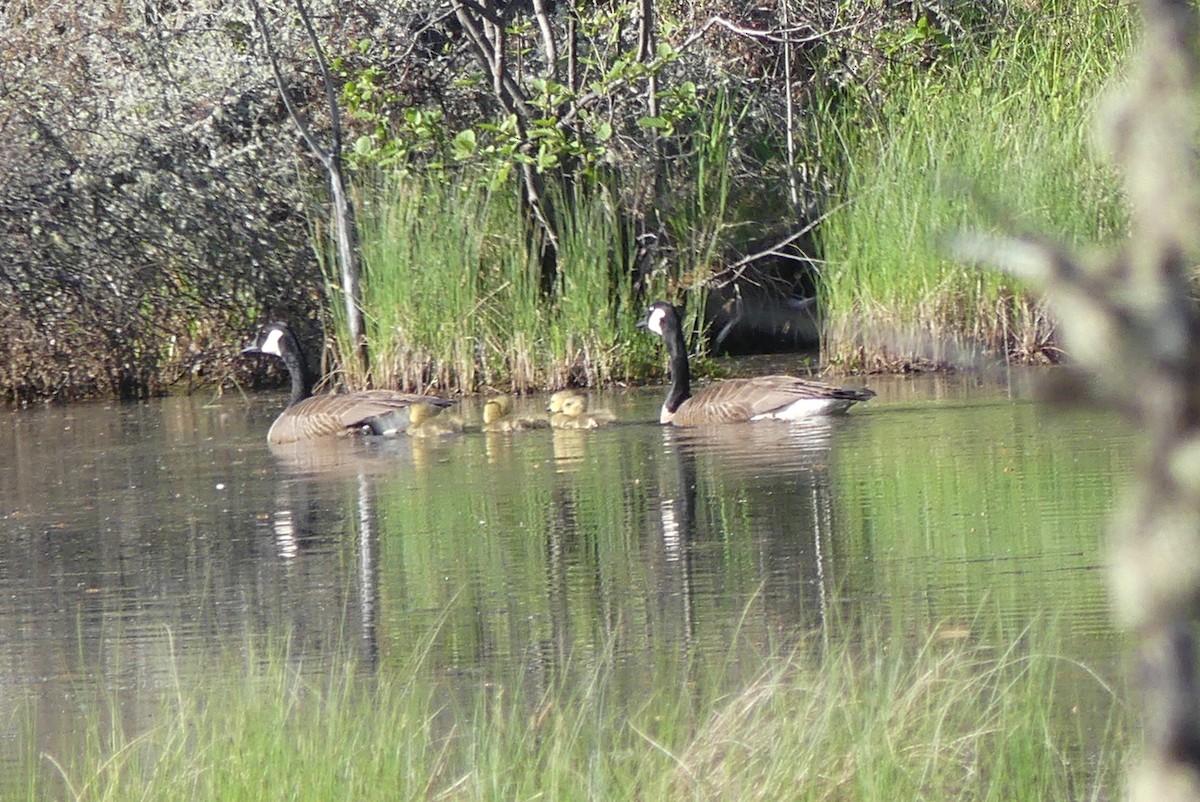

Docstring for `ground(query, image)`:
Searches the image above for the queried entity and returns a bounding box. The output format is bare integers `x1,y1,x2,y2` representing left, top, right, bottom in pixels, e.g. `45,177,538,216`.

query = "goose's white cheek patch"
261,328,285,356
647,307,667,336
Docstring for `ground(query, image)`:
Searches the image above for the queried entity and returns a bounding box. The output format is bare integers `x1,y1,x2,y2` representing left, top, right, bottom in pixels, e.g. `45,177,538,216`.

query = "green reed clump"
18,623,1124,802
549,181,655,388
344,174,660,394
350,177,496,391
817,3,1133,370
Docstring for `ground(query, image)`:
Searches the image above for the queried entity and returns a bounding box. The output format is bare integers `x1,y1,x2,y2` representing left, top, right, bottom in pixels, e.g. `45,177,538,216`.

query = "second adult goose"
636,301,874,426
242,322,453,445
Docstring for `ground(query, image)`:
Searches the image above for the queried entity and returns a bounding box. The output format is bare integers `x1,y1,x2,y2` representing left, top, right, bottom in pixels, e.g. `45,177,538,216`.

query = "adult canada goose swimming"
406,402,464,438
242,322,453,445
547,389,615,429
636,301,874,426
482,396,549,432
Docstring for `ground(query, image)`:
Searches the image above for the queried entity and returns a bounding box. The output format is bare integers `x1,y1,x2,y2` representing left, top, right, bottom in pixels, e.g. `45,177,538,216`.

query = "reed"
340,174,660,394
817,3,1133,370
350,176,495,392
548,180,656,388
16,622,1123,801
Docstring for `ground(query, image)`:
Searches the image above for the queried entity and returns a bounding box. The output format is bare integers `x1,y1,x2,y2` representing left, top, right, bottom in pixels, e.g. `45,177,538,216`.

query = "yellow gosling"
482,396,549,433
549,390,615,429
406,402,464,438
547,389,582,415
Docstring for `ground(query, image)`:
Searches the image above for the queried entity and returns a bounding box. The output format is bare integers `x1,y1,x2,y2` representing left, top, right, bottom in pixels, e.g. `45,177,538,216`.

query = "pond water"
0,369,1132,781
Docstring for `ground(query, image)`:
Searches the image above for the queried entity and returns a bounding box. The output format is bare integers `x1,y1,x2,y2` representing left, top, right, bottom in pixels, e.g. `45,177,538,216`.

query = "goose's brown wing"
267,392,451,444
673,376,873,426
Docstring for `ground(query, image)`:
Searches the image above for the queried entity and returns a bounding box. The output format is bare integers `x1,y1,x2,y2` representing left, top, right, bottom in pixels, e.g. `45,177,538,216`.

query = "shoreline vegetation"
331,2,1134,394
10,621,1127,801
0,2,1133,403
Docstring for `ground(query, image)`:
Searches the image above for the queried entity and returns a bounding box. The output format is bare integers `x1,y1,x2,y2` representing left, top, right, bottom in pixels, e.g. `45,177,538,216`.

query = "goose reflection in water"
262,438,388,671
651,415,847,643
266,437,406,480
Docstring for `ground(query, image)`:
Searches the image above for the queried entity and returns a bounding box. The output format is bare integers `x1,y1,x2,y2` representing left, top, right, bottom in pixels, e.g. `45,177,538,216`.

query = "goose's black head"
242,322,298,360
242,322,313,404
636,301,681,340
637,300,691,418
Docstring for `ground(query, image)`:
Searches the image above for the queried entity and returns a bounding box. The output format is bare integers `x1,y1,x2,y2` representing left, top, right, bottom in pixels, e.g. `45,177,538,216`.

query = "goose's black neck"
663,317,692,414
280,331,314,407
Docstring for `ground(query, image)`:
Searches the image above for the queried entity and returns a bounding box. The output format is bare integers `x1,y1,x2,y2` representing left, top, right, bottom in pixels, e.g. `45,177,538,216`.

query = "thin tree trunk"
250,0,368,374
780,0,799,210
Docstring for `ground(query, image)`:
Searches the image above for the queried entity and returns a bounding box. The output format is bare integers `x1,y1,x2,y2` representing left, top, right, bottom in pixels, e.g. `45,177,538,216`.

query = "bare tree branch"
250,0,367,372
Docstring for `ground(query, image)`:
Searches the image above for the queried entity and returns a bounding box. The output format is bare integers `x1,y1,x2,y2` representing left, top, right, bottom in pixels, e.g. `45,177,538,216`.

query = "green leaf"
452,129,477,159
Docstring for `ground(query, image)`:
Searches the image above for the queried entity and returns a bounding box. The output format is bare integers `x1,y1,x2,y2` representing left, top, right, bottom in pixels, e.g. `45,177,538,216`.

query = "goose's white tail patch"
751,397,855,421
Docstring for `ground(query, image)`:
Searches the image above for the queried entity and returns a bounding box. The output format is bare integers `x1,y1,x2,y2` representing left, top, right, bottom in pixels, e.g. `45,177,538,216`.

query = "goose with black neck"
242,322,453,445
636,301,874,426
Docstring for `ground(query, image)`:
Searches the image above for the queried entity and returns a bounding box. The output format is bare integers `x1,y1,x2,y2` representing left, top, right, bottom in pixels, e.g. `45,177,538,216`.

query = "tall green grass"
17,623,1124,801
332,79,744,395
817,3,1133,370
327,3,1135,385
339,175,663,395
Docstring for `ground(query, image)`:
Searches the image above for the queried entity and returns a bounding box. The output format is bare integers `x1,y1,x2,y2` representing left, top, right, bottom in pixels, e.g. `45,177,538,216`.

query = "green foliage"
337,8,690,185
342,172,662,392
17,624,1124,801
816,2,1133,369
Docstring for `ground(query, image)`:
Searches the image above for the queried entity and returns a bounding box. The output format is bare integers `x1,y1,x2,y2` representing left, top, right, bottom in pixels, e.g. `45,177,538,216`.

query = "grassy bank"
14,624,1125,801
336,176,668,395
308,3,1138,393
817,3,1134,371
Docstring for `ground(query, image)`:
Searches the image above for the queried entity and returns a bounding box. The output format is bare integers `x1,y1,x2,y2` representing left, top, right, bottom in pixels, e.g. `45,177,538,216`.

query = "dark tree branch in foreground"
958,1,1200,796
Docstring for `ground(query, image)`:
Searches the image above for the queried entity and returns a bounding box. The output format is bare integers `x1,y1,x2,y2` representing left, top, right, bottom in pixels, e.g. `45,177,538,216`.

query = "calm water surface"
0,370,1132,774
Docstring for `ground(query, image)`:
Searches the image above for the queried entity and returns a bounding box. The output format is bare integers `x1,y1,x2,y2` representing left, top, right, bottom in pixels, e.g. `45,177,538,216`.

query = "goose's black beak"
635,313,649,330
242,343,261,355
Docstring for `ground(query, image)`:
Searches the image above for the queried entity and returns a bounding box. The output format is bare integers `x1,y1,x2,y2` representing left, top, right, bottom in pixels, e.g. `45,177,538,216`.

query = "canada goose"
241,322,453,444
406,402,464,438
482,395,549,432
547,389,615,429
636,301,874,426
